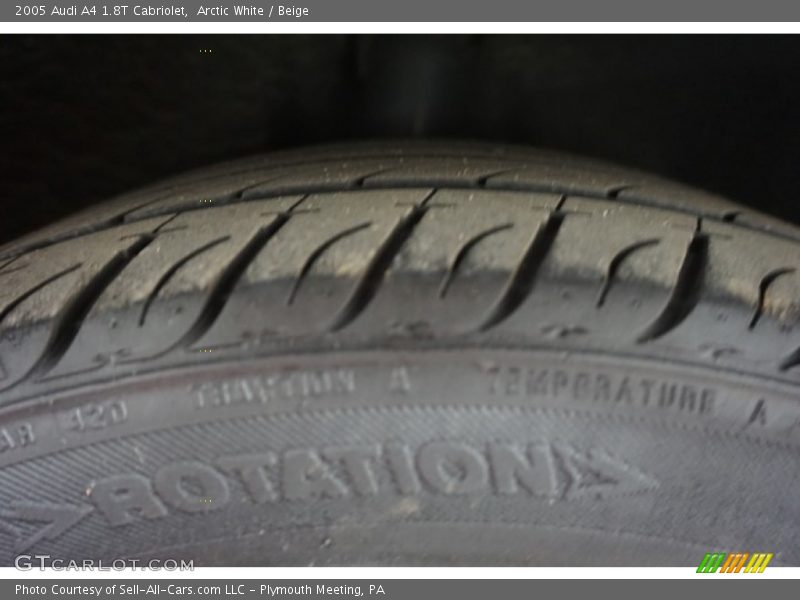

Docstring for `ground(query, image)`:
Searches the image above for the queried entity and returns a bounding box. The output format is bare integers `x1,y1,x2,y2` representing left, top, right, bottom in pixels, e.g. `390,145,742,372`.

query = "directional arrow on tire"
0,501,94,553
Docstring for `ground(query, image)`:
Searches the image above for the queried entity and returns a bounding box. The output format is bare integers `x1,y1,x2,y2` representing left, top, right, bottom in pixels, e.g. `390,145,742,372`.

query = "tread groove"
606,184,635,199
596,239,661,308
0,255,25,275
352,168,395,188
476,210,565,332
474,169,518,187
779,347,800,372
328,192,436,332
0,264,83,327
154,197,307,354
2,234,156,389
439,223,514,299
749,267,796,330
286,222,372,306
139,236,231,327
0,265,28,278
636,224,709,343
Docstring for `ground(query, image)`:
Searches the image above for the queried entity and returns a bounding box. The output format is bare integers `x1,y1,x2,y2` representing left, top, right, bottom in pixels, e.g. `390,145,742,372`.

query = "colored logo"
697,553,773,573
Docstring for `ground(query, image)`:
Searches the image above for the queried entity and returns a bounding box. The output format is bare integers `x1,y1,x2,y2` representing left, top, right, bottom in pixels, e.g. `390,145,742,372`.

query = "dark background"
1,35,799,244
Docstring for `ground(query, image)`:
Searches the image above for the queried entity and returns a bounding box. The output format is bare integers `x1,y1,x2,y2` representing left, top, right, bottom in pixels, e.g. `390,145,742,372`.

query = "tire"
0,142,799,566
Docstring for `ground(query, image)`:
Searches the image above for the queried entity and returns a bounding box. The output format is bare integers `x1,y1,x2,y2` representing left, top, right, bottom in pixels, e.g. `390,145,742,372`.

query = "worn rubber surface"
0,142,799,566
